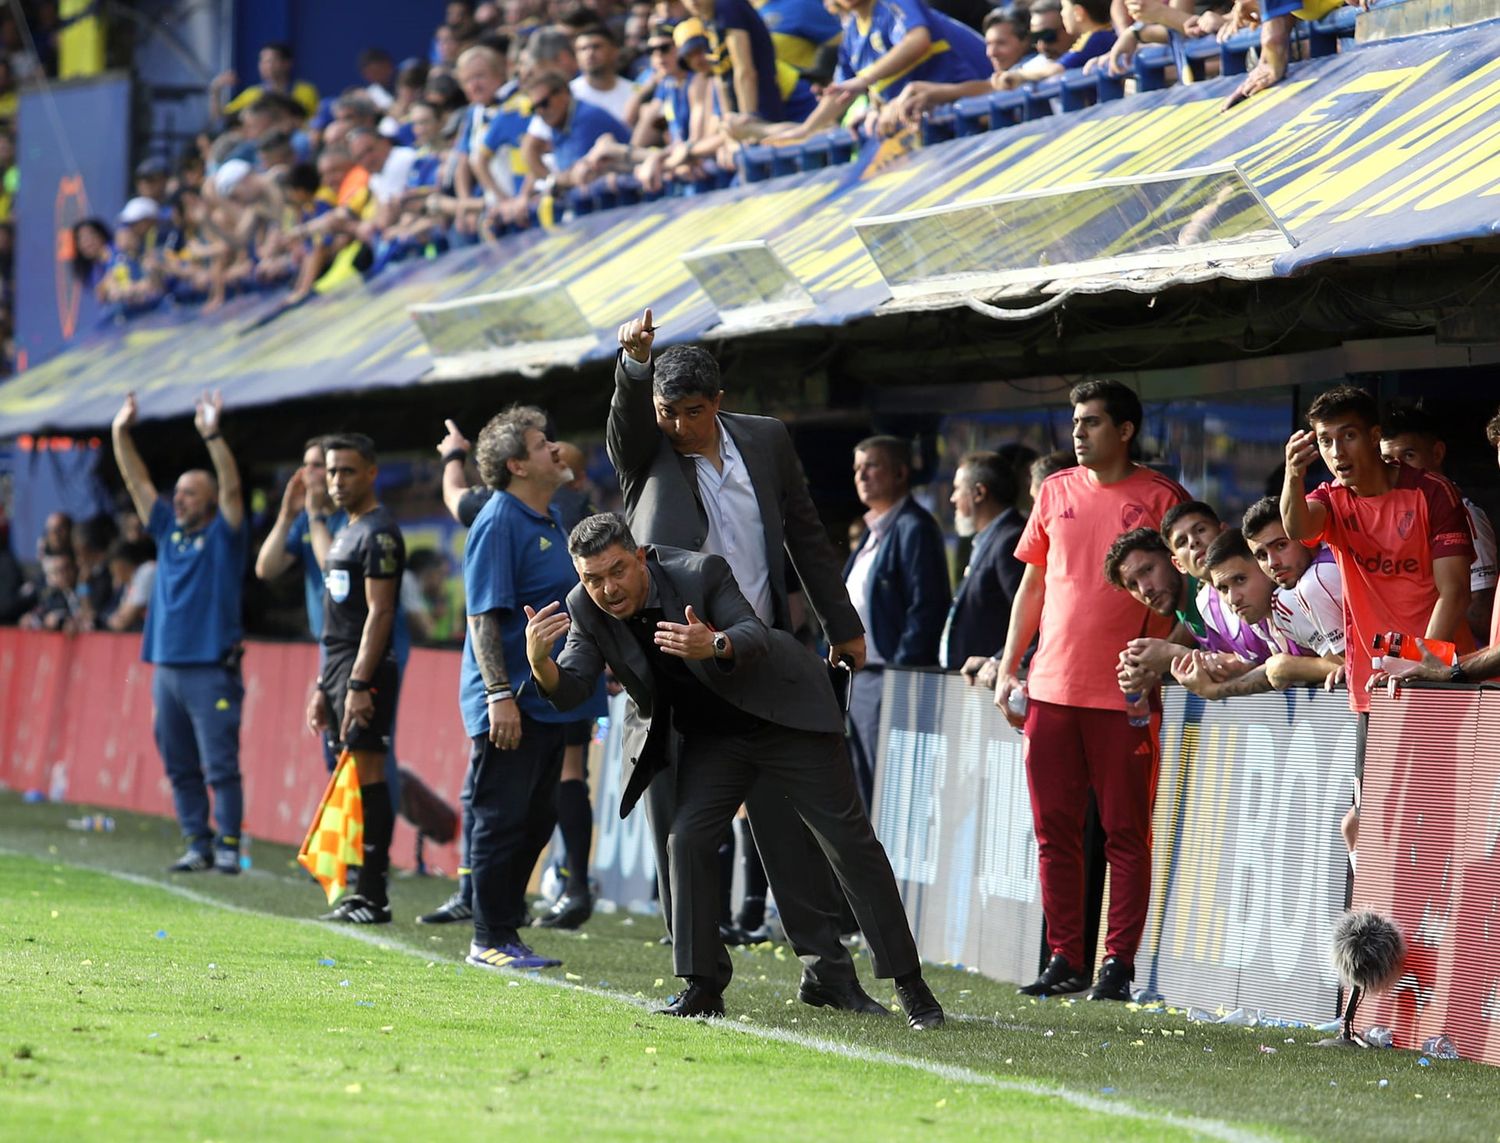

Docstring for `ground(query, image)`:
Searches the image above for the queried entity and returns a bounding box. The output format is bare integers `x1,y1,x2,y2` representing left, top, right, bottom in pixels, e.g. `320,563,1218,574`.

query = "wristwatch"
1449,662,1468,683
347,678,372,692
712,631,730,658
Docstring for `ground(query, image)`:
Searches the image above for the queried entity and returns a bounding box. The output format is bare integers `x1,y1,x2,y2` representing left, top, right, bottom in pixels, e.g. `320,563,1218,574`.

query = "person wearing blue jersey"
748,0,987,142
453,44,517,235
112,391,249,875
755,0,842,74
505,70,630,223
683,0,783,118
997,0,1114,87
460,406,601,972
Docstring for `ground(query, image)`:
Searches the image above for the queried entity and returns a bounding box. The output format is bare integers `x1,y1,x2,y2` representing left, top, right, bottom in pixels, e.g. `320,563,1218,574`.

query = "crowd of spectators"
0,507,158,632
52,0,1363,320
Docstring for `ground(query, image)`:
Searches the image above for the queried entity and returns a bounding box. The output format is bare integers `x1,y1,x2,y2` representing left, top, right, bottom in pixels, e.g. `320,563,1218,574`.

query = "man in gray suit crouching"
524,514,944,1028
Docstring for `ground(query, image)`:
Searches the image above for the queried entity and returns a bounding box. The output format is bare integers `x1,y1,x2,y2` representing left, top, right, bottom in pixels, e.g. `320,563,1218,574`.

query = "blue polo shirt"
142,499,248,665
550,100,630,172
836,0,990,100
284,509,410,666
459,492,586,735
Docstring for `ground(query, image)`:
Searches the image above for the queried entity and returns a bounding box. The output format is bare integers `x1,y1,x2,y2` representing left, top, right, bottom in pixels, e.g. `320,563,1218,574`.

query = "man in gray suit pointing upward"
608,307,880,1014
526,514,943,1027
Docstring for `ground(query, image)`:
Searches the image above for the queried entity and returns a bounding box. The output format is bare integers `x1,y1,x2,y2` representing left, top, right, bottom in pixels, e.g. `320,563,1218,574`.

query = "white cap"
117,196,160,226
213,159,254,197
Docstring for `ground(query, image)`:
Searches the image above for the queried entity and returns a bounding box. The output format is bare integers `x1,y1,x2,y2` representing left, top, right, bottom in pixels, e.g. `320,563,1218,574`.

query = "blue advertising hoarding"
13,74,132,372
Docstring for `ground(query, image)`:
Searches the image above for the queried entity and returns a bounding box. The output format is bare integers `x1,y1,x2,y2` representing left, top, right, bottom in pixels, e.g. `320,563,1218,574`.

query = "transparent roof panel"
853,163,1293,298
410,280,593,357
681,241,813,326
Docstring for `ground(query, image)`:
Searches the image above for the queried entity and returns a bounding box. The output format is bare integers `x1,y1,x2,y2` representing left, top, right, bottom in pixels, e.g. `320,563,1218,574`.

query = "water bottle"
48,762,69,804
239,833,253,871
1421,1033,1459,1060
1006,683,1028,719
1124,692,1151,728
66,815,115,832
1364,1025,1394,1049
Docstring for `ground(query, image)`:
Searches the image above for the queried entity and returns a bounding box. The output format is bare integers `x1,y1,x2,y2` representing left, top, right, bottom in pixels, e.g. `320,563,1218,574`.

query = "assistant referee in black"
306,433,406,924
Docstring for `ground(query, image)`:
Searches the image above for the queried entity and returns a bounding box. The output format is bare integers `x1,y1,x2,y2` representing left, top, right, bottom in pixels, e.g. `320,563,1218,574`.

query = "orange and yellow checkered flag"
297,751,364,904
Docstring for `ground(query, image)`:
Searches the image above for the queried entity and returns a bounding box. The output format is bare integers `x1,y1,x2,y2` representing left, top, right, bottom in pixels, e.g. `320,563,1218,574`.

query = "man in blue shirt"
460,405,598,972
513,70,630,209
112,391,249,874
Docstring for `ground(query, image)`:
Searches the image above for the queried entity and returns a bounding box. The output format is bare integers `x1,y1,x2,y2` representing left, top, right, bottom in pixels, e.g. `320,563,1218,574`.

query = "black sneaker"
1086,956,1134,1002
1018,953,1090,997
417,892,473,924
212,848,240,875
534,891,593,930
167,849,212,873
321,894,392,924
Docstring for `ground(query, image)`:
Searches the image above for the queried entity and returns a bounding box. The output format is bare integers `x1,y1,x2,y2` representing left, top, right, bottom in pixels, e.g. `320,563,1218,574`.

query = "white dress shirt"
844,497,908,667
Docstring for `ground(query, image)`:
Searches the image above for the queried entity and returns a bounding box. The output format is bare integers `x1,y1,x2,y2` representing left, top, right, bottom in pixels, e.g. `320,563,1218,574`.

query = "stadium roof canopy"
2,17,1497,438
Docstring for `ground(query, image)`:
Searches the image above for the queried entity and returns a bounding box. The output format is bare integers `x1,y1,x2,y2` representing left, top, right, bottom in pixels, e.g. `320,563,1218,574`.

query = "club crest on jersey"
326,568,351,603
540,536,553,552
1121,503,1149,531
1396,510,1414,540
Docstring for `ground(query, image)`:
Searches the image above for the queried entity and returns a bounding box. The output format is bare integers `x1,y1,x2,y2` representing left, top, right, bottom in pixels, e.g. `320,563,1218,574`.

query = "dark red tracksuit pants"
1023,698,1160,971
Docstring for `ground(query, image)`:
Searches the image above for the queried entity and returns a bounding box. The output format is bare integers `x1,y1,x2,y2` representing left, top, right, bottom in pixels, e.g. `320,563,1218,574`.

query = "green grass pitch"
2,794,1497,1141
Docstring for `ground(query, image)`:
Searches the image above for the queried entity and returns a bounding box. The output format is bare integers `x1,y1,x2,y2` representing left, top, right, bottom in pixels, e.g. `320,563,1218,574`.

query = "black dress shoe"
1085,956,1134,1002
798,977,892,1016
534,891,593,930
719,921,752,945
894,976,945,1030
655,982,725,1018
1017,953,1090,997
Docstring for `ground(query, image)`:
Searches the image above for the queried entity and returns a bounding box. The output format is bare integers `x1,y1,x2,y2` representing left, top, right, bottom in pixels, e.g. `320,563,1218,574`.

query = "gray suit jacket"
606,352,862,645
542,546,845,818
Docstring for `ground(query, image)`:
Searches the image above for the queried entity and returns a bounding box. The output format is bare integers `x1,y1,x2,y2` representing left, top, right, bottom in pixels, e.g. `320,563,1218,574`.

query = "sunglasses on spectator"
648,42,672,52
1032,28,1058,42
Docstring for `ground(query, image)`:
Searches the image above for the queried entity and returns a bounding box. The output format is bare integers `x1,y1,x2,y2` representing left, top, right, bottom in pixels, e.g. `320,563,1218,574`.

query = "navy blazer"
941,508,1026,669
843,497,951,666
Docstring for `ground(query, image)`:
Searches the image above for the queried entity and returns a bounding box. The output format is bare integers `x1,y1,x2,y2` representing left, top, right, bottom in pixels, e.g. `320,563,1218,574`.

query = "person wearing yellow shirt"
210,42,319,122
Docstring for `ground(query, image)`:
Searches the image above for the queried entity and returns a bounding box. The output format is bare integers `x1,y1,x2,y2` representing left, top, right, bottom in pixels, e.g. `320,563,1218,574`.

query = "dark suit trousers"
667,722,920,985
643,733,858,991
468,717,566,947
846,667,884,809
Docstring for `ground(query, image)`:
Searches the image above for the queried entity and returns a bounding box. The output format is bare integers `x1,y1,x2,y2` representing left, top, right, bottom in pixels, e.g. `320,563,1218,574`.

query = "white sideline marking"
11,854,1273,1143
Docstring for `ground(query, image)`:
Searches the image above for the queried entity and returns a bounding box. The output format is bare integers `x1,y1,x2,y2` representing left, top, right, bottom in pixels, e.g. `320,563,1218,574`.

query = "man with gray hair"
844,433,951,804
611,309,883,1016
456,405,592,972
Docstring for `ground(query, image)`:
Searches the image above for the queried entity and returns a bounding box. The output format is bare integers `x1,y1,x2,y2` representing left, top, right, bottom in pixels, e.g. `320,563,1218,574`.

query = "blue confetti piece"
597,981,610,988
148,1032,159,1039
318,958,336,967
1418,1057,1431,1067
339,979,350,987
1100,1087,1116,1095
154,930,167,939
356,1000,374,1007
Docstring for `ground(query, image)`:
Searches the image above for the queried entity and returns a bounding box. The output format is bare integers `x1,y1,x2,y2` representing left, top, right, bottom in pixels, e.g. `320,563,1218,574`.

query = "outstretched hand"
524,601,571,667
655,604,716,660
